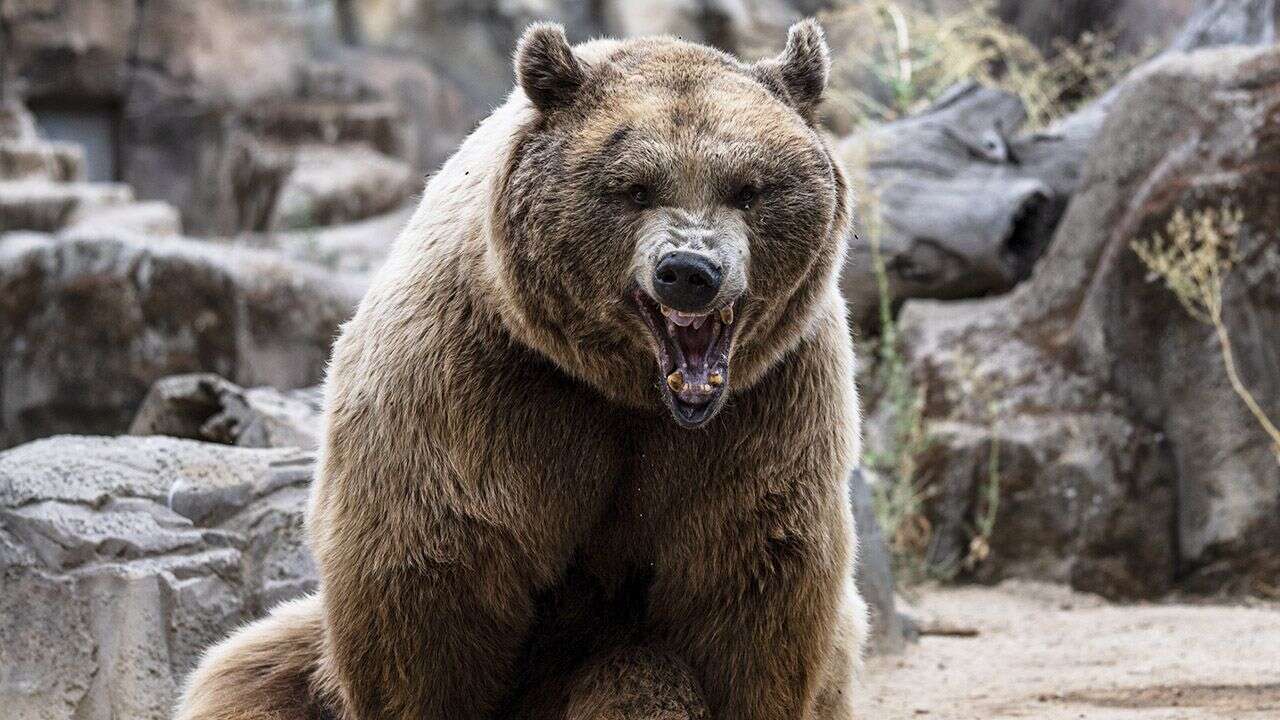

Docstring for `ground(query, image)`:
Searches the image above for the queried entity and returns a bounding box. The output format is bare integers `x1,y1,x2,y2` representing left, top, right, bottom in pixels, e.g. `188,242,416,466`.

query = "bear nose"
653,251,722,312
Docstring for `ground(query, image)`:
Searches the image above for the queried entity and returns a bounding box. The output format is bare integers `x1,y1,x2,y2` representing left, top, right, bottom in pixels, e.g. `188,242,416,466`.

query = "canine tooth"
667,371,685,392
692,316,705,330
719,305,734,325
709,372,723,387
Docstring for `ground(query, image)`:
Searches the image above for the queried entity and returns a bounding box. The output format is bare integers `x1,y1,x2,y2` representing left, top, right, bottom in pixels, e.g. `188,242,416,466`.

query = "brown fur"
176,19,864,720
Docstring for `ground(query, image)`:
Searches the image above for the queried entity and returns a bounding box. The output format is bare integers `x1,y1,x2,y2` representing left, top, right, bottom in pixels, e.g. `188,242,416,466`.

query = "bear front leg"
651,480,857,720
311,413,615,720
310,311,626,720
318,529,547,720
676,547,852,720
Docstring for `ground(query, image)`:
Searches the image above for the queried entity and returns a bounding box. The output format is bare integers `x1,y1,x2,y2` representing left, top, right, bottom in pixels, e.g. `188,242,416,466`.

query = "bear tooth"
667,371,685,392
692,316,705,330
709,372,723,387
719,306,734,325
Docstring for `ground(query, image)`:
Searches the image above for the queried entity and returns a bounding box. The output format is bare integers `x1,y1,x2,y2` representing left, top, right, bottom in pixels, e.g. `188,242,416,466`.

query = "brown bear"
175,18,865,720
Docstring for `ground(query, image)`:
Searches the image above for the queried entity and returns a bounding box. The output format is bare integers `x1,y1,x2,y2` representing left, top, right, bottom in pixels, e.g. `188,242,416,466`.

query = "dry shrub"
819,0,1139,129
1133,205,1280,462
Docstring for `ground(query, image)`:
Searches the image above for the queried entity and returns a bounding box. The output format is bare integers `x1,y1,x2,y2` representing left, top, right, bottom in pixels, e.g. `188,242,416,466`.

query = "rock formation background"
1,1,1278,718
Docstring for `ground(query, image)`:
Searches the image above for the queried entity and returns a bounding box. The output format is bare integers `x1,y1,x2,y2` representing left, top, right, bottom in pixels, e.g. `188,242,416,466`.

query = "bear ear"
515,22,587,113
753,19,831,122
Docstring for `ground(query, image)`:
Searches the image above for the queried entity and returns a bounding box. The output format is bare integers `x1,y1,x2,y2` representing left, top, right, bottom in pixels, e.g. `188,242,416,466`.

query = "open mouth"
633,289,739,428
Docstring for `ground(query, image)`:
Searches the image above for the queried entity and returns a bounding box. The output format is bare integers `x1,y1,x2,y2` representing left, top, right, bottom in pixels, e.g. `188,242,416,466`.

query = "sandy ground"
853,581,1280,719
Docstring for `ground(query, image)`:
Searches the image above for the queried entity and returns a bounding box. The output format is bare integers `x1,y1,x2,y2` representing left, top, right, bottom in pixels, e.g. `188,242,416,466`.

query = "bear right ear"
515,23,587,113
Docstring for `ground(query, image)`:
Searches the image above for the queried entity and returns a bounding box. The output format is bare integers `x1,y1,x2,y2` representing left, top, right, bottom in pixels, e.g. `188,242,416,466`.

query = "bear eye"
732,184,759,211
627,183,653,208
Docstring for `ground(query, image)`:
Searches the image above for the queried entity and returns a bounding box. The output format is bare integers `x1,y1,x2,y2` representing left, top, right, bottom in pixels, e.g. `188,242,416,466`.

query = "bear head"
490,20,849,429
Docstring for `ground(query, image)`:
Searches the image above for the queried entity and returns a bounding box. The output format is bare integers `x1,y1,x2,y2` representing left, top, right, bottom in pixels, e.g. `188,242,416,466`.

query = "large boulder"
894,300,1177,598
270,143,417,230
891,43,1280,597
0,232,362,449
1054,46,1280,592
0,435,317,720
995,0,1197,55
129,374,323,451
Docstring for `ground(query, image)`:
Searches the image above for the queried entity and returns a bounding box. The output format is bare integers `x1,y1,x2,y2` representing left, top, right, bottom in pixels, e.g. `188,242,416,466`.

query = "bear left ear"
753,19,831,123
515,22,587,113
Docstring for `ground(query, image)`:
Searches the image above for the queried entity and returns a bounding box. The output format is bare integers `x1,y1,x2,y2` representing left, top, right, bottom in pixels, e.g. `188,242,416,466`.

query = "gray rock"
837,0,1280,330
270,143,417,230
0,141,83,183
886,42,1280,597
0,180,133,232
0,100,39,142
1,0,441,235
850,468,905,653
234,203,414,274
995,0,1199,56
0,232,362,449
837,84,1067,329
130,373,323,451
0,435,318,720
1058,46,1280,592
62,201,183,238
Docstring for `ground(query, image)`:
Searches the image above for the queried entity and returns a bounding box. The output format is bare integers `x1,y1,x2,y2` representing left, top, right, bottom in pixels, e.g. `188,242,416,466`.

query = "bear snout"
653,250,723,312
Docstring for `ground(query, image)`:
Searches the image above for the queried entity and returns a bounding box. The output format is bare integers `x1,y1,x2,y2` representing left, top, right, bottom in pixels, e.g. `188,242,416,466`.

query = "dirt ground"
853,581,1280,719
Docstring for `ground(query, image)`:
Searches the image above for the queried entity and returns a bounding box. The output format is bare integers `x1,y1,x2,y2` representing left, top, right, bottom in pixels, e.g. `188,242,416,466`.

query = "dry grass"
850,160,936,583
819,0,1140,129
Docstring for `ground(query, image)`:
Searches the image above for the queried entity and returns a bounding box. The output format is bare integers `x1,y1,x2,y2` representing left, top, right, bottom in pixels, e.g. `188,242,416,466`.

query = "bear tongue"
668,318,718,372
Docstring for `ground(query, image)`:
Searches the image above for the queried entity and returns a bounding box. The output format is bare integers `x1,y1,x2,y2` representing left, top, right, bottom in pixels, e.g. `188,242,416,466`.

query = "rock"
0,231,363,449
850,468,906,653
837,84,1067,329
887,298,1178,599
1168,0,1280,51
0,180,133,232
129,374,323,450
995,0,1197,56
0,98,183,237
0,435,318,720
2,1,435,235
0,0,139,99
837,0,1280,330
234,203,414,274
331,46,484,175
61,200,183,237
0,140,83,182
1054,46,1280,592
0,99,39,142
888,42,1280,597
270,143,417,230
